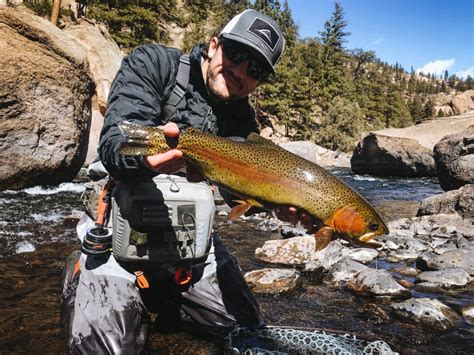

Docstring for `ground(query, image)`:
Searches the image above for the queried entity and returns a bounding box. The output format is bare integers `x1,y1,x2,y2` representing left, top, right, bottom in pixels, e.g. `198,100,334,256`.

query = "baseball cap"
219,9,285,76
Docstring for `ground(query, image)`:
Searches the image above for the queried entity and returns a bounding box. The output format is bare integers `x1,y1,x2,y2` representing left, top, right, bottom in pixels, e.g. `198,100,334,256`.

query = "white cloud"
370,37,384,46
456,67,474,79
416,58,455,75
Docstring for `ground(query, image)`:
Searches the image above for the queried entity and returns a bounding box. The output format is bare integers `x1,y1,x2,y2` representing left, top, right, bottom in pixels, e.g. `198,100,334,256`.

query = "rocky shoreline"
231,184,474,337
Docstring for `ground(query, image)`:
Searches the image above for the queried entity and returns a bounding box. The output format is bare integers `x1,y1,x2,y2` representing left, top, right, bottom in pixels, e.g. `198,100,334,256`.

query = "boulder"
0,7,94,190
64,21,123,165
433,126,474,191
391,298,460,331
244,268,301,295
346,268,410,297
450,90,474,115
351,111,474,177
351,133,436,177
417,184,474,220
279,141,351,168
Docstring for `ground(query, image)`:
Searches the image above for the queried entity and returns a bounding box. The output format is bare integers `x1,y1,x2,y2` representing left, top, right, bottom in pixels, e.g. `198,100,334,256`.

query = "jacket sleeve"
99,45,180,182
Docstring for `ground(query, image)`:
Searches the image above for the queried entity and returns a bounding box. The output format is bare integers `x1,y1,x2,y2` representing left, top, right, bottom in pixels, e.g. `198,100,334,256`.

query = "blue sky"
286,0,474,78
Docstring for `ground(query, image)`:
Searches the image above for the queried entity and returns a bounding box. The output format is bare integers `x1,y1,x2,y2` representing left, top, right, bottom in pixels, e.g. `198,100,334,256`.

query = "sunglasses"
219,38,272,82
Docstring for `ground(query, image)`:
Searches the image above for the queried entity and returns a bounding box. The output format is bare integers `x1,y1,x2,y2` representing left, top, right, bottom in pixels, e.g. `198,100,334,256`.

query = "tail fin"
118,121,167,156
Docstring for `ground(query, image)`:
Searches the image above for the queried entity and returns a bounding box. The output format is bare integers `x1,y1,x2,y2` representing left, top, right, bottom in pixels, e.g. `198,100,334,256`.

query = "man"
61,9,309,353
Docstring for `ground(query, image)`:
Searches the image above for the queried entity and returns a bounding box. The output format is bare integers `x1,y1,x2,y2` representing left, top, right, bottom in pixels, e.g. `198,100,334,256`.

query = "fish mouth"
339,233,383,249
359,232,378,242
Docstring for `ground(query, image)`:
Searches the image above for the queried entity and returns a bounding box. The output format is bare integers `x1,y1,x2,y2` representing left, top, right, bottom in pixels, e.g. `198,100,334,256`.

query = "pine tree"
409,96,423,124
422,97,435,121
316,96,366,152
315,1,354,107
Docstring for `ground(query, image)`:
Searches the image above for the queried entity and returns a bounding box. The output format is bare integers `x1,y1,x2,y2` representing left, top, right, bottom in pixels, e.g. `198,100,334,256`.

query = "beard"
206,65,245,101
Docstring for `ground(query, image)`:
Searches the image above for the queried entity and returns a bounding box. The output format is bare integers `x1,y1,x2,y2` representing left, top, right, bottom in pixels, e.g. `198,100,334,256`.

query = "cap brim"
220,33,276,76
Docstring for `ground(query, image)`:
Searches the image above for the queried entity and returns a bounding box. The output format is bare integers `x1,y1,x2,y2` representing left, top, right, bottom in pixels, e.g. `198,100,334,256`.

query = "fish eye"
369,222,379,231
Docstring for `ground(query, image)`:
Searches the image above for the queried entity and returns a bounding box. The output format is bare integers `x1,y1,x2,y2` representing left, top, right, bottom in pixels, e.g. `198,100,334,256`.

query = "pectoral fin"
229,198,264,221
230,202,252,220
315,227,334,251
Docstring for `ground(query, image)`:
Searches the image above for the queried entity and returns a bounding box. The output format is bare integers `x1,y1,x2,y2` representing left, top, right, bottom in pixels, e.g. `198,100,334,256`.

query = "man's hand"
143,122,184,174
275,206,316,233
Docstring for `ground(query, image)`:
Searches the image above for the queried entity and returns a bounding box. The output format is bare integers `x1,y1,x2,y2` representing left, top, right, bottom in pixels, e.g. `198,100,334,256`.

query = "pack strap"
161,54,191,121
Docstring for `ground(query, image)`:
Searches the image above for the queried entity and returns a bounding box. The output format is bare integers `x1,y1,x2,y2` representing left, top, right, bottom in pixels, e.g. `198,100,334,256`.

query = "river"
1,169,474,353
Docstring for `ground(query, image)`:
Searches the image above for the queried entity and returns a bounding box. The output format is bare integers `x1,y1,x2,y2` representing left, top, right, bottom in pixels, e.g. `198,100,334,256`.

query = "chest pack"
111,175,215,266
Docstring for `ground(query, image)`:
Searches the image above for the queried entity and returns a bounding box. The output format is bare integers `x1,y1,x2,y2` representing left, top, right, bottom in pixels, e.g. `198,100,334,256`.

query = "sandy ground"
374,110,474,149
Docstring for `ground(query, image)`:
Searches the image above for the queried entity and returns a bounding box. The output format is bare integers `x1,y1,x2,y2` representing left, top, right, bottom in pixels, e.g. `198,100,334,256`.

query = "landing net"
225,326,397,355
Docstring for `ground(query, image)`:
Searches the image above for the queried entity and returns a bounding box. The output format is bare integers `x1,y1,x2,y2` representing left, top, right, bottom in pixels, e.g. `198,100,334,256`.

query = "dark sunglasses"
219,38,272,82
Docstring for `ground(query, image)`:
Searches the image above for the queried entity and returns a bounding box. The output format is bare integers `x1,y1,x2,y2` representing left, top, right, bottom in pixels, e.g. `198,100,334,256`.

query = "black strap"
161,54,191,121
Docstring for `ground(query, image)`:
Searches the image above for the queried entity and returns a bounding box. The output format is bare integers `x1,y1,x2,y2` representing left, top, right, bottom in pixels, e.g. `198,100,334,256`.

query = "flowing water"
2,169,474,353
0,168,442,258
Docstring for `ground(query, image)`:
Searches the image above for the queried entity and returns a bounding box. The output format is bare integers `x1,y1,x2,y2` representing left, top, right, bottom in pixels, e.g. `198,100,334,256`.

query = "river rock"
433,127,474,191
416,251,440,271
415,267,471,289
306,241,345,270
462,304,474,325
386,250,420,262
254,236,315,266
280,225,308,238
0,7,94,190
244,268,301,295
326,258,368,285
351,133,436,177
346,268,410,297
418,185,474,220
279,141,351,168
390,266,419,277
432,240,458,255
391,298,460,331
341,248,378,264
426,249,474,275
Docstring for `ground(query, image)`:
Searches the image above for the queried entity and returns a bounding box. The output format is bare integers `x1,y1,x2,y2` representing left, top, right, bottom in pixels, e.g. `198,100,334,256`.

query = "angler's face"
203,37,261,101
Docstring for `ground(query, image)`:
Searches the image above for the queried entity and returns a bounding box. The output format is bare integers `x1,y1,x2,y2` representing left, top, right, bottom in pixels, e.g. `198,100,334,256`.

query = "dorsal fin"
246,133,277,146
246,133,288,153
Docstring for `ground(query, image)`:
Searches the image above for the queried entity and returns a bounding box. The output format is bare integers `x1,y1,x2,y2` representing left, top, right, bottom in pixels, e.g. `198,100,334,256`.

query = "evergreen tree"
384,85,413,127
316,1,354,107
422,97,435,121
319,2,351,51
409,96,423,124
316,96,366,152
444,70,449,81
465,75,474,90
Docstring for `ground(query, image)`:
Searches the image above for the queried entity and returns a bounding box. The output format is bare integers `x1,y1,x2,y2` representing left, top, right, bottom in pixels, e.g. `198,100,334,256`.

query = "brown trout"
118,121,389,250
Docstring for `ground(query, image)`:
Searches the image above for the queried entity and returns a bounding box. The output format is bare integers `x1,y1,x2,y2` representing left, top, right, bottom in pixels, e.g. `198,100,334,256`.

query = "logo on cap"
247,18,280,52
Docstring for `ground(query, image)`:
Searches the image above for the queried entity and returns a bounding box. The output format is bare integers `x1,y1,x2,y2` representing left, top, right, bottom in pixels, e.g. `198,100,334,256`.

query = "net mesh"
225,326,398,355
